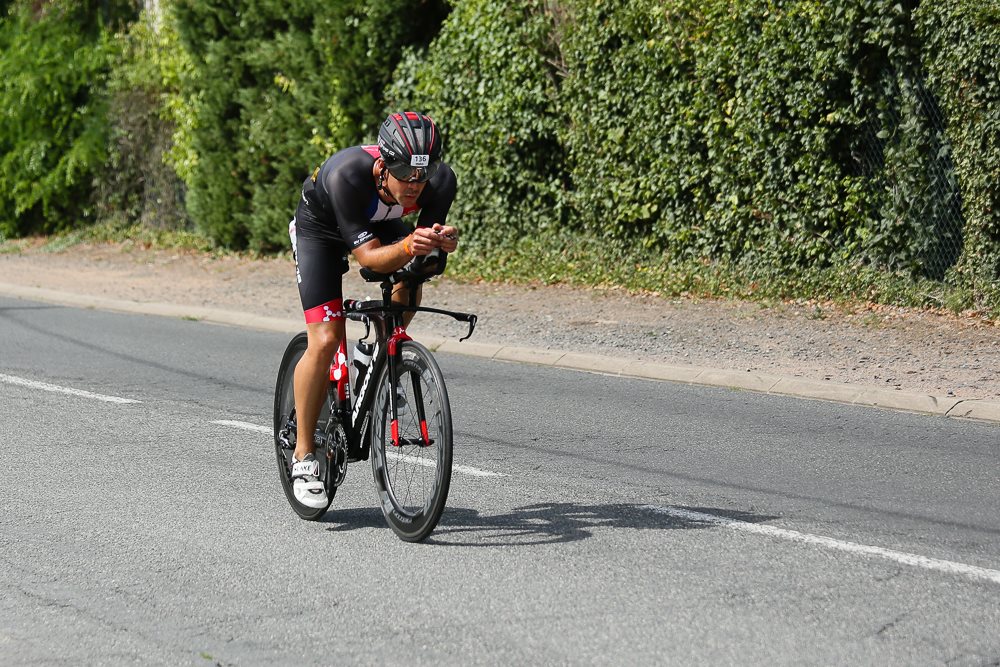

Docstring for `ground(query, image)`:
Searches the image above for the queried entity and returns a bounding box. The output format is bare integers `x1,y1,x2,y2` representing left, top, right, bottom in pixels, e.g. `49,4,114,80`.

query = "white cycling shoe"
290,454,328,508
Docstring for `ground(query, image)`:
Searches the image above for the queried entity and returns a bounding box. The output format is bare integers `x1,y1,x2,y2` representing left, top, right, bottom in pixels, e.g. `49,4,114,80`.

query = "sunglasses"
386,160,440,184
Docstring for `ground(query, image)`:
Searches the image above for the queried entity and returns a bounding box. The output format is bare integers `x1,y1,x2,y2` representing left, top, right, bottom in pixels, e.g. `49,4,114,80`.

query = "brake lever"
460,314,478,342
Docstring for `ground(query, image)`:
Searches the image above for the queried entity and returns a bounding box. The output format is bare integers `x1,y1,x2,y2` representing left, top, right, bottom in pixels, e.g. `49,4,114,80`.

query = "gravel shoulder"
1,240,998,401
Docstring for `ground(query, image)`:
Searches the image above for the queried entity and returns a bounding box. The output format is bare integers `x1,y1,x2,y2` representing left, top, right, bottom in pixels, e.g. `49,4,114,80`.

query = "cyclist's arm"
323,160,409,272
415,164,457,228
351,236,415,273
352,226,451,272
352,163,458,270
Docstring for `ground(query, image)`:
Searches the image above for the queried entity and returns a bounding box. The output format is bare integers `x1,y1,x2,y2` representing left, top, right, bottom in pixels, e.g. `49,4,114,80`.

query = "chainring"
329,422,349,489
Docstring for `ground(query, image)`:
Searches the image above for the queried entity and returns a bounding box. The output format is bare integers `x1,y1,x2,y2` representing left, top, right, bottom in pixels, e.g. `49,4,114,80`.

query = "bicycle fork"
386,327,433,449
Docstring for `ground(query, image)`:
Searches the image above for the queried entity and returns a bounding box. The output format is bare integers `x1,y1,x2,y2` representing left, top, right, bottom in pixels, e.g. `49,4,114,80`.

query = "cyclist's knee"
305,322,343,360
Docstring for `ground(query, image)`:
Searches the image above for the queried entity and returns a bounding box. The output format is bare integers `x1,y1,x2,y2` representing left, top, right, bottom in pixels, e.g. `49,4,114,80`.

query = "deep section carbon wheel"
370,340,453,541
273,332,334,520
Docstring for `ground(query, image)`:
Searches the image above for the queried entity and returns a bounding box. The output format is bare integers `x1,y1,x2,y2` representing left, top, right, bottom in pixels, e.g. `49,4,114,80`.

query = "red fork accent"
391,419,400,447
387,327,412,356
420,420,431,446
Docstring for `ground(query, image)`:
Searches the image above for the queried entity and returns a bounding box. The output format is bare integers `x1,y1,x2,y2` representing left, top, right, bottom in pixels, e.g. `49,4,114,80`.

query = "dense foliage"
917,0,1000,309
0,0,135,237
1,0,997,313
388,0,997,311
93,8,191,230
387,1,566,248
327,0,450,148
169,0,447,249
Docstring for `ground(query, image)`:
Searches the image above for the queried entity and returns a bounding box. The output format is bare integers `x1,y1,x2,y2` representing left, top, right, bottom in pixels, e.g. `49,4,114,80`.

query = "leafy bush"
557,0,963,274
390,0,995,313
0,0,135,237
325,0,449,146
2,0,997,316
917,0,1000,312
170,0,325,248
170,0,448,250
94,7,192,231
556,1,710,255
387,0,567,249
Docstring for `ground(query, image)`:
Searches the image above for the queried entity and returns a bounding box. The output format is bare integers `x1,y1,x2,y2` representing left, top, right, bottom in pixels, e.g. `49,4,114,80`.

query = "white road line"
212,420,270,433
0,373,141,404
453,463,507,478
645,505,1000,586
385,450,507,478
213,420,507,478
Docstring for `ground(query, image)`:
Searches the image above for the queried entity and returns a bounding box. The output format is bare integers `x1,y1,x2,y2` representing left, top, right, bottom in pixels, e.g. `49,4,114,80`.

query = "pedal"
277,418,297,449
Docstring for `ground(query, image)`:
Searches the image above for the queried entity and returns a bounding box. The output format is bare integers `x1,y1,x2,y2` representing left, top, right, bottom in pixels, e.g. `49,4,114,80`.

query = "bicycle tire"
273,332,334,520
370,340,453,542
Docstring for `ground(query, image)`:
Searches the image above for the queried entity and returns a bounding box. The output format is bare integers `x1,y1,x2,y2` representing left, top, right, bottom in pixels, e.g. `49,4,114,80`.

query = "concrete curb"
3,281,999,425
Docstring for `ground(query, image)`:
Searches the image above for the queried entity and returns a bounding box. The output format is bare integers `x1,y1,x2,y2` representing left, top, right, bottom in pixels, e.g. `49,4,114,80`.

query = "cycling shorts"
290,198,411,324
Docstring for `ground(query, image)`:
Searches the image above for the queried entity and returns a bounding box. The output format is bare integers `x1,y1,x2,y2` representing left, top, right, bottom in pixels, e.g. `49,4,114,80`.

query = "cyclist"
287,111,459,509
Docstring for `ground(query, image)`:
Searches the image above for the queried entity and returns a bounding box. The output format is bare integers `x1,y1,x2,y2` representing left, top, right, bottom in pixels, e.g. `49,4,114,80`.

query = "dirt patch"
1,240,998,399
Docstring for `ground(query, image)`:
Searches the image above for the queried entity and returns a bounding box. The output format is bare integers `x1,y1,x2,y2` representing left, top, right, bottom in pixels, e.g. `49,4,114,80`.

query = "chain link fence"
853,67,965,282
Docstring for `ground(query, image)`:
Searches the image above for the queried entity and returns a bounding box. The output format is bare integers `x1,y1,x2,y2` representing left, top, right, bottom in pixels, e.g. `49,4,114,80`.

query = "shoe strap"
295,479,325,493
291,458,319,479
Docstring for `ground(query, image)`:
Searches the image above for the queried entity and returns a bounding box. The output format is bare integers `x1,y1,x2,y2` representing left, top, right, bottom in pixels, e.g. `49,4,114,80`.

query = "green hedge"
0,1,135,237
556,1,707,255
389,0,996,309
93,8,191,231
170,0,334,248
2,0,998,314
917,0,1000,311
387,1,566,248
169,0,447,250
327,1,450,148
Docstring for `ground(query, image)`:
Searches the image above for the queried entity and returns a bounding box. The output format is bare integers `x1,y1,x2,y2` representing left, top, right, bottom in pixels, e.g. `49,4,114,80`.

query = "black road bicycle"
273,250,477,542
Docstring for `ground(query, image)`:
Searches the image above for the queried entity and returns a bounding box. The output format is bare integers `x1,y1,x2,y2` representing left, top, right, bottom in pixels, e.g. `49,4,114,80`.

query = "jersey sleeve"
416,163,457,228
325,154,379,249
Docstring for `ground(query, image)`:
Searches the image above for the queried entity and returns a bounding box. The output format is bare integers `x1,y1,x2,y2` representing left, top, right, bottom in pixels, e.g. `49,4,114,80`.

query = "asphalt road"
1,296,998,666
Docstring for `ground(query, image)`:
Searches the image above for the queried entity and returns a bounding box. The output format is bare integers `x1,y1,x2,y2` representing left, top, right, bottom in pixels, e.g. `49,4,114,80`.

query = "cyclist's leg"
393,283,422,327
292,318,344,461
289,206,349,462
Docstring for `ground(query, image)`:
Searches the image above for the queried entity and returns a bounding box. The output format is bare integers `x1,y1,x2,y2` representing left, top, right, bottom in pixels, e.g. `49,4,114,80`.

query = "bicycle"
272,250,477,542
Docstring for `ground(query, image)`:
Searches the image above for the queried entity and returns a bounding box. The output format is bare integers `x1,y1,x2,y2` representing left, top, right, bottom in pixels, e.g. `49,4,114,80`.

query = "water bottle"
352,341,374,394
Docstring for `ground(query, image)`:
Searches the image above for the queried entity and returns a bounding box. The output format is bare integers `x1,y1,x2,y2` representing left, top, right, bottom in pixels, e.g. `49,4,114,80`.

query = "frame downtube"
329,341,350,404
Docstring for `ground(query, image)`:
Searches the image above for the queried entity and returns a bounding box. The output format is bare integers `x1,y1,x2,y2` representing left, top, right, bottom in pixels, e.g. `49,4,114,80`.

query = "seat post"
407,280,419,308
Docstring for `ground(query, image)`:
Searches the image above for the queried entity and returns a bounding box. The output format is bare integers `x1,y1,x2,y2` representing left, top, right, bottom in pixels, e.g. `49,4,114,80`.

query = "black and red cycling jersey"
297,145,456,249
289,145,457,324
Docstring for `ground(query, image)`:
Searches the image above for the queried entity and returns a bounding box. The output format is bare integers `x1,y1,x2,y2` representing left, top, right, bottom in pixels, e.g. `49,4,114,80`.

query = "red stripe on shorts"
304,299,343,324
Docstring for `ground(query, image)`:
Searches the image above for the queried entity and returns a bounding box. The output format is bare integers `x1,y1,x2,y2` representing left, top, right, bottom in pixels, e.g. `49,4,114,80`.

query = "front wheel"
370,341,453,542
274,332,335,520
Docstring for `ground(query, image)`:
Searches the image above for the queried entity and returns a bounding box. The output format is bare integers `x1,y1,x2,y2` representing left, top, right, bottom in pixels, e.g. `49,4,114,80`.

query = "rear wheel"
274,332,335,520
370,341,453,542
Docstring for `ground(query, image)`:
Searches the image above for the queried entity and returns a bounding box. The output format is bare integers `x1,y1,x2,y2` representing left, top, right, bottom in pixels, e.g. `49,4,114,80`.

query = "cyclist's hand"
409,227,439,256
411,225,458,255
431,224,458,253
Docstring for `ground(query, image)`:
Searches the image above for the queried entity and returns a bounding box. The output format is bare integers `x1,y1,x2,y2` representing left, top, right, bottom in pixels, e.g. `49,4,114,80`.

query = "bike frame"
325,277,476,462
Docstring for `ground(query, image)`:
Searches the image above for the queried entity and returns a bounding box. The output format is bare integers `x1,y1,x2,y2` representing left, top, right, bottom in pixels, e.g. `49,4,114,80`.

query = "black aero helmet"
377,111,442,183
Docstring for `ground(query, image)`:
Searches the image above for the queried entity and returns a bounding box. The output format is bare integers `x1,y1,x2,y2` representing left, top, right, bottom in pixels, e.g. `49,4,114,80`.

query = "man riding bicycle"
287,111,459,509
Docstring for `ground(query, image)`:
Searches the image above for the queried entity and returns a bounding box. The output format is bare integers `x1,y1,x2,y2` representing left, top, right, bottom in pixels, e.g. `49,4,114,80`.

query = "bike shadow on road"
323,503,778,547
